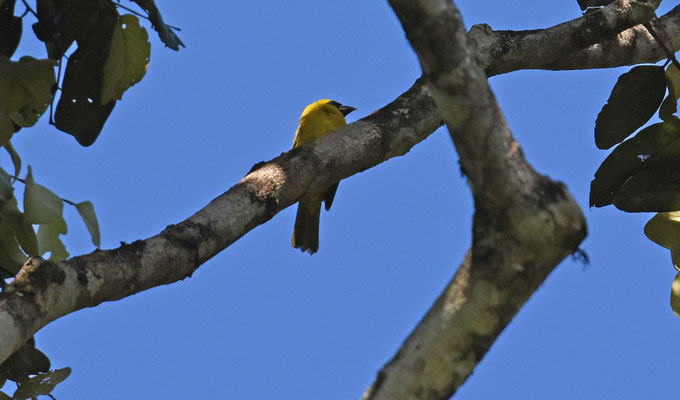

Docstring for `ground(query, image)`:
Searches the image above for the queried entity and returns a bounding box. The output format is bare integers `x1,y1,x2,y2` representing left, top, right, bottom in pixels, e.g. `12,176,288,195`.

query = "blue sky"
7,1,680,398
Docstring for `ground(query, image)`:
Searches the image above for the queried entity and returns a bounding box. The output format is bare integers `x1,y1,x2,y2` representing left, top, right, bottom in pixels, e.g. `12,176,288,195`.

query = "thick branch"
0,83,442,364
361,1,588,399
360,2,680,397
544,7,680,70
0,0,677,386
472,2,677,74
471,0,661,75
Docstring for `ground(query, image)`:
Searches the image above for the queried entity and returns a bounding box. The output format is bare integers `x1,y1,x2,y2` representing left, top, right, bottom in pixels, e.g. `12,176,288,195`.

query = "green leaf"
595,65,667,149
4,141,21,181
0,56,31,115
645,212,680,249
0,240,27,271
590,121,680,207
0,247,21,278
612,166,680,212
101,14,150,104
672,273,680,317
0,342,50,384
23,166,67,234
0,202,22,237
8,57,56,128
12,367,70,400
643,213,680,281
16,216,38,257
0,391,8,400
0,167,13,204
0,202,28,275
37,224,68,261
0,55,57,128
75,201,100,248
660,64,680,121
0,115,14,147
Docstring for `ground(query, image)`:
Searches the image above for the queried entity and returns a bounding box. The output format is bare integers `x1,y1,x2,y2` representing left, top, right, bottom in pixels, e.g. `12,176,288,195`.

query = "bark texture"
0,83,441,363
361,0,656,399
0,1,676,398
471,0,662,75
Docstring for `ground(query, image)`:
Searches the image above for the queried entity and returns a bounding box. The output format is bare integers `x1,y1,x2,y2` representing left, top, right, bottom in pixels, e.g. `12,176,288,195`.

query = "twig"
49,57,62,126
114,1,181,31
20,0,36,17
114,2,150,21
644,20,680,71
10,175,79,206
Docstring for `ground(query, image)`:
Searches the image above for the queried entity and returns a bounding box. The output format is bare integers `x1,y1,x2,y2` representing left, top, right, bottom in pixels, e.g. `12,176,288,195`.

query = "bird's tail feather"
292,203,320,254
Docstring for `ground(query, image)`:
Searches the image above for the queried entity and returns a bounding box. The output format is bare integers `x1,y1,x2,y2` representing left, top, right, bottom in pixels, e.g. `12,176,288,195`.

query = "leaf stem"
644,20,680,71
114,1,181,31
114,2,150,22
10,175,78,207
20,0,37,18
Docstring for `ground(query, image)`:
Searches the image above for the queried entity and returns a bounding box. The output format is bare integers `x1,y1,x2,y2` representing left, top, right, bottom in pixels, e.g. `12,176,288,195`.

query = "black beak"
338,105,356,117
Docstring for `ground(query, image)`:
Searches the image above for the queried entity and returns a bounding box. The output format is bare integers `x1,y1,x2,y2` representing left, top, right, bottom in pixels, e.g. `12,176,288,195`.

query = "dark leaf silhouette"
613,166,680,212
660,64,680,122
0,339,50,384
595,65,667,149
0,0,21,57
591,121,680,207
54,1,119,146
13,367,70,399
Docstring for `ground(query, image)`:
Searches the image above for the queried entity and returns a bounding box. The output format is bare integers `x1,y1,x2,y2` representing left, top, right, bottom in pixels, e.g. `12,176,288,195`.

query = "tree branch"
361,0,587,399
471,0,661,76
473,2,677,74
543,6,679,71
0,83,442,364
357,3,678,397
0,0,677,391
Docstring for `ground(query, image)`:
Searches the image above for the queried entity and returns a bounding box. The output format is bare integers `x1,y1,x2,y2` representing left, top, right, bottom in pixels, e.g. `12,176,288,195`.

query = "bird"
291,99,356,254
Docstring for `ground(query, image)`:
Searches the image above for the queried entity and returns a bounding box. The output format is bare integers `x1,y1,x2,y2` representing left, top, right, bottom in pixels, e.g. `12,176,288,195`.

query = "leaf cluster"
0,337,70,399
590,63,680,315
0,164,100,279
0,1,181,394
0,0,182,277
1,0,182,146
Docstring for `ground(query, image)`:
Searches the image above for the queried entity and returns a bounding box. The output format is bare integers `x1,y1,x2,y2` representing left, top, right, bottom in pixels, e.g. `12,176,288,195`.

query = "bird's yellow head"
301,99,356,118
293,99,356,147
